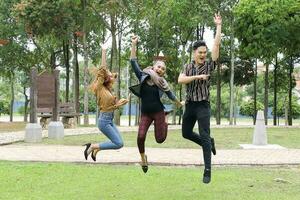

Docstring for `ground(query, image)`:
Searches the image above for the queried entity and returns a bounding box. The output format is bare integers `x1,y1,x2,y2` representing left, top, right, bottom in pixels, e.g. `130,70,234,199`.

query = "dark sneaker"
203,169,211,184
142,165,148,173
211,137,216,155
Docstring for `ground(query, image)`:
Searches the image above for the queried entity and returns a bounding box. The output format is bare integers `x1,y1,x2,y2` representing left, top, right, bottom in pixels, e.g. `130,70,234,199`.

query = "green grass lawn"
0,161,299,200
32,127,300,149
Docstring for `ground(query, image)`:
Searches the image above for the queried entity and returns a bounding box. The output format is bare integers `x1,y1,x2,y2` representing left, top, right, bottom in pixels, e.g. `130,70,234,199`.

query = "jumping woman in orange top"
83,44,129,161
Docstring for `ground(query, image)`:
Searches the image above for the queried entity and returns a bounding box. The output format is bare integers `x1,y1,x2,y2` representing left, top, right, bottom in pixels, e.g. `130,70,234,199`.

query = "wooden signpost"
37,72,55,109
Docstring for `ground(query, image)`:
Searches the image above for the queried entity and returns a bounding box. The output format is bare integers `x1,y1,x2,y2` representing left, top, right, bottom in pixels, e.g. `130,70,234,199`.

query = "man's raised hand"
214,12,222,26
131,35,138,45
101,43,109,50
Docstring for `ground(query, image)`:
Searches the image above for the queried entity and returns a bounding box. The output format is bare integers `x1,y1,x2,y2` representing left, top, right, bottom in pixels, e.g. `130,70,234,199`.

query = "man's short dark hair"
193,40,207,50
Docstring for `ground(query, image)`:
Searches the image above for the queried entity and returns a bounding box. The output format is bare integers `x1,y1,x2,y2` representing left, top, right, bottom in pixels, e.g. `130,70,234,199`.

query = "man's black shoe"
211,138,216,155
203,168,211,184
142,165,148,173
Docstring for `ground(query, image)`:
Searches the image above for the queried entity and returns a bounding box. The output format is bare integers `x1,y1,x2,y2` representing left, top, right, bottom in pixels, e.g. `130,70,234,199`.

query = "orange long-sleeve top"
97,86,118,112
92,67,118,112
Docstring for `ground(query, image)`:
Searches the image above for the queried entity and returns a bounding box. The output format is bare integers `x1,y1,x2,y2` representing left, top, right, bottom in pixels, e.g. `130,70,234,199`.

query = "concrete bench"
37,103,81,129
59,103,82,128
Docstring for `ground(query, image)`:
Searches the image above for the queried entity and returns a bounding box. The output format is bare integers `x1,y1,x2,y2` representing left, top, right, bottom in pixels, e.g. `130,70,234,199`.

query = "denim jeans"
98,112,123,150
182,101,211,169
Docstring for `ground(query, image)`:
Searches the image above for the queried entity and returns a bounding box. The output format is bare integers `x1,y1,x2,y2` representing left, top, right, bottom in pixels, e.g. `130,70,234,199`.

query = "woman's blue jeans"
98,112,123,150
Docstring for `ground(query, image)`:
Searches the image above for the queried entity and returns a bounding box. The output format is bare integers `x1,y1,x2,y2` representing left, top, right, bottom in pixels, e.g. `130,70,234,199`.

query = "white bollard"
25,123,42,143
253,110,267,145
48,121,64,139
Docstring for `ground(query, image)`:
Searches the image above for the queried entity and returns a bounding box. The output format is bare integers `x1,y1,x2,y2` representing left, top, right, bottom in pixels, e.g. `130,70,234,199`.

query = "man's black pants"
182,100,211,169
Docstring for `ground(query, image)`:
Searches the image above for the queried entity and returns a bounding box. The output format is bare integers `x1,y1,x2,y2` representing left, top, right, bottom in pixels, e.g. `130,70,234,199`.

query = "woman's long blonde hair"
89,66,108,99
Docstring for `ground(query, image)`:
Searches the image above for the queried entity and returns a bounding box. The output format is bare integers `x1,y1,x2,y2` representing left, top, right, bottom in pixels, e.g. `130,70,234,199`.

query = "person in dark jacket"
130,35,184,173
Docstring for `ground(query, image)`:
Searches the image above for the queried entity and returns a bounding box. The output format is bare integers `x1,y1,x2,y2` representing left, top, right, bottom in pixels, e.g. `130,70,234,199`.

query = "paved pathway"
0,125,254,145
2,124,290,145
0,126,164,145
1,145,300,166
1,125,300,166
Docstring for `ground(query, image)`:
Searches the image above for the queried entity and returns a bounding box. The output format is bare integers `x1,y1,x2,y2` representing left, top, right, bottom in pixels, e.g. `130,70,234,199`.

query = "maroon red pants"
137,110,168,153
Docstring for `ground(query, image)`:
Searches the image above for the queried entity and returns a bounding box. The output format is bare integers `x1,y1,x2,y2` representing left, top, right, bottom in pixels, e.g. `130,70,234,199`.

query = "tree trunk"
135,100,140,126
229,31,235,125
216,60,221,125
273,55,278,125
234,87,239,125
128,65,132,126
29,68,38,123
50,50,56,70
264,63,269,125
200,25,205,40
172,84,176,125
9,72,14,122
154,5,159,56
196,25,200,40
196,25,205,40
23,86,29,122
178,42,187,125
63,40,70,102
73,34,80,124
254,59,257,125
172,43,181,125
83,38,89,125
189,38,193,62
83,0,89,125
285,96,288,125
118,20,124,125
52,70,60,121
178,84,182,125
111,14,120,125
288,56,293,125
133,28,140,126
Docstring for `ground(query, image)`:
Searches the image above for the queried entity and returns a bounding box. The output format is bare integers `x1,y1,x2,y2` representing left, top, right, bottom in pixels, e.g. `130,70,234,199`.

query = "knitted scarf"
143,67,170,92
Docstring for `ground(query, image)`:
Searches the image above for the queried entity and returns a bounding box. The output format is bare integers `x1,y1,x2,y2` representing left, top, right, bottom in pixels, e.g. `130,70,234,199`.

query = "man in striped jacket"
178,13,222,184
